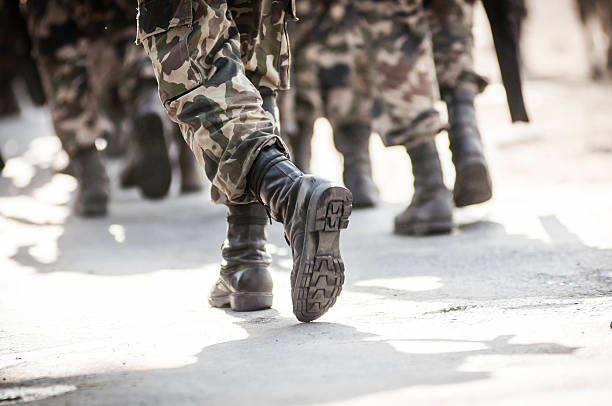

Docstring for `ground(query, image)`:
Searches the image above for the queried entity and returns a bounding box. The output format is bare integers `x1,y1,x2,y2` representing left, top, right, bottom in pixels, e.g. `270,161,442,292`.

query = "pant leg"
137,0,288,205
356,0,445,149
24,0,109,157
319,1,373,132
425,0,488,93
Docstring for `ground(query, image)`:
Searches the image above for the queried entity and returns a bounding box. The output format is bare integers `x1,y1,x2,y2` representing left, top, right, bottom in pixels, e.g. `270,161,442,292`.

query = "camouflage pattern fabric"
22,0,109,157
425,0,488,93
22,0,175,156
137,0,290,205
280,0,444,150
278,0,372,159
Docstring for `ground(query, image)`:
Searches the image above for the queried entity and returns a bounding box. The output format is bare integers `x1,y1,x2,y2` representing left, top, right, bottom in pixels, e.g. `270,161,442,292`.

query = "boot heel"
454,161,492,207
230,293,273,312
313,186,352,232
294,184,352,322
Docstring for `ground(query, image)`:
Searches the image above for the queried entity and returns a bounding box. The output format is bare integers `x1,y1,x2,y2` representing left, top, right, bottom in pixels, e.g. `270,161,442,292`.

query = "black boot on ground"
394,141,453,236
209,203,273,311
72,146,109,217
177,128,205,194
120,85,172,199
442,87,492,207
248,146,352,322
335,124,379,208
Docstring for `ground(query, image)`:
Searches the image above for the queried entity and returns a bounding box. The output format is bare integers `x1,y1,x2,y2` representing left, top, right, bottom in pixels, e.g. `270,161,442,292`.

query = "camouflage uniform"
136,0,291,205
425,0,488,94
281,0,445,154
22,0,109,157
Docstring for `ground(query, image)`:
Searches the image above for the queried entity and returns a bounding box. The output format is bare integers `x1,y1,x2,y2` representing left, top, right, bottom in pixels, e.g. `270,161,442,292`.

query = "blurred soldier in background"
576,0,612,80
0,0,46,117
21,0,203,216
22,0,111,217
395,0,493,236
279,0,380,208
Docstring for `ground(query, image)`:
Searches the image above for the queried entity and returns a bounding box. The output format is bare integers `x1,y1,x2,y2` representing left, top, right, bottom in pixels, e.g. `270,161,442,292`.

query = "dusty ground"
1,0,611,405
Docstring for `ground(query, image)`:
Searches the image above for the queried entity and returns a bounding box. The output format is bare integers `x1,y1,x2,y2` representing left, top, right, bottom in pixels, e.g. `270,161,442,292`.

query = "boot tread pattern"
294,191,352,322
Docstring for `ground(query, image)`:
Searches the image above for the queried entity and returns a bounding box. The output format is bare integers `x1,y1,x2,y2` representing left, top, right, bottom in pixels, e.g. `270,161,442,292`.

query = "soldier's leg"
355,0,451,234
138,0,352,321
277,1,323,172
25,0,109,217
427,0,492,207
321,2,378,208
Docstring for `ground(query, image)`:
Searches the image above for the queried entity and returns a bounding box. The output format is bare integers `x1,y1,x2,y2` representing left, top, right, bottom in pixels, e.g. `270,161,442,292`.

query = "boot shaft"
406,140,446,195
222,203,271,271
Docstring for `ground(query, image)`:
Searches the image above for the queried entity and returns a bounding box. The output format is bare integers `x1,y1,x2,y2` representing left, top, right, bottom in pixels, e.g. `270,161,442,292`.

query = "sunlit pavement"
2,3,612,405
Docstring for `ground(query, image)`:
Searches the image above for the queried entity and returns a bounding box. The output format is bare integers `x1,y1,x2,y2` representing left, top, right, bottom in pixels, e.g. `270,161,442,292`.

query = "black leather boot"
120,84,172,199
442,87,492,207
394,141,453,236
72,146,109,217
209,203,273,311
248,146,352,322
335,123,379,208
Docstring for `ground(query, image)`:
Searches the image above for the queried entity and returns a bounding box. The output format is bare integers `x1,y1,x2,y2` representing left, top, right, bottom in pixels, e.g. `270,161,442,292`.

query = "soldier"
137,0,354,322
279,0,379,208
395,0,493,235
22,0,111,216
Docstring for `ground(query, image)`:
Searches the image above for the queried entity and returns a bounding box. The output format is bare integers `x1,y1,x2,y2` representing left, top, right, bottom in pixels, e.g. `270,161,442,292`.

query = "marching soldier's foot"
72,147,109,218
394,187,453,236
248,147,352,322
442,86,493,207
178,133,204,194
395,140,453,235
209,204,273,311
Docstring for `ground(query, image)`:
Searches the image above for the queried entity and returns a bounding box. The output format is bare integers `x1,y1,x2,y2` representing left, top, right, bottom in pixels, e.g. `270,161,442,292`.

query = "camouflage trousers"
136,0,291,205
23,0,158,157
280,0,487,151
426,0,488,93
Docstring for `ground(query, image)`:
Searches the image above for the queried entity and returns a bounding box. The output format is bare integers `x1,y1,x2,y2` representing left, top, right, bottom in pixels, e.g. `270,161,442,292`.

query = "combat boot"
72,146,109,217
120,84,172,199
248,146,352,322
176,128,204,194
335,123,379,208
394,141,453,236
209,203,273,311
442,87,492,207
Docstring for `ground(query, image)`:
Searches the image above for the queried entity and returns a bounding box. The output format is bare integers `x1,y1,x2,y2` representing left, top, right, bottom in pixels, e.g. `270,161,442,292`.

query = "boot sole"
454,161,492,207
209,292,273,312
293,184,352,322
133,113,172,199
394,219,453,236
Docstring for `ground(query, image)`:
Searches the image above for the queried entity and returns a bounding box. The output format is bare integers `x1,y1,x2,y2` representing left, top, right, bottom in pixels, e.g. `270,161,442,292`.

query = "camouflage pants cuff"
210,134,290,205
380,108,447,149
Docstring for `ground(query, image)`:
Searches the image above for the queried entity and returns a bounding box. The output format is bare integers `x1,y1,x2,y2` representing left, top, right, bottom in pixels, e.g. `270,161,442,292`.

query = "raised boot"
72,146,109,217
209,203,273,311
334,123,379,208
120,84,172,199
394,141,453,236
442,87,492,207
248,147,352,322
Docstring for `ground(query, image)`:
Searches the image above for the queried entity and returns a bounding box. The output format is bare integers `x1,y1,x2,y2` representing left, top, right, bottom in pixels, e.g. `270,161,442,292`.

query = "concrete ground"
1,1,611,404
